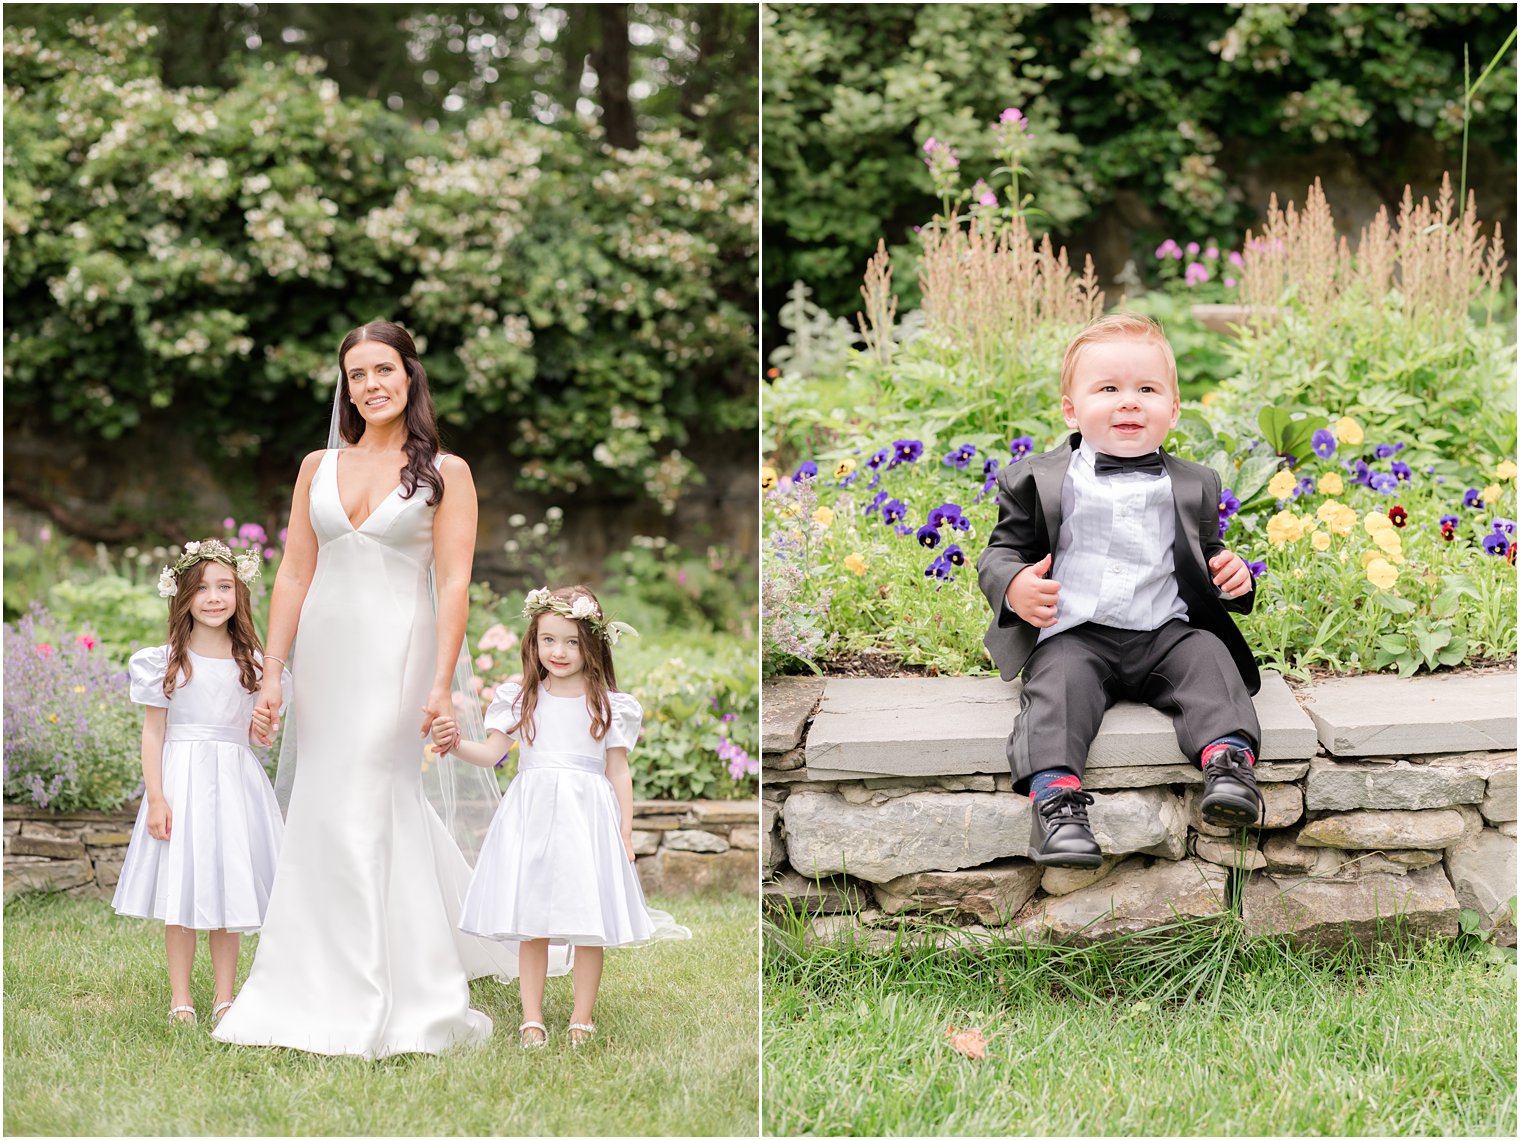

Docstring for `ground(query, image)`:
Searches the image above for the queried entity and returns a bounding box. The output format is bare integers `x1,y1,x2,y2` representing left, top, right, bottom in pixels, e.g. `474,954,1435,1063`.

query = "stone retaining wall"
4,799,760,899
762,672,1517,950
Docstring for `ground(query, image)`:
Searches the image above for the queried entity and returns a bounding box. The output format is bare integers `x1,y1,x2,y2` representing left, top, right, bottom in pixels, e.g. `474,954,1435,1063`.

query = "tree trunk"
591,4,637,150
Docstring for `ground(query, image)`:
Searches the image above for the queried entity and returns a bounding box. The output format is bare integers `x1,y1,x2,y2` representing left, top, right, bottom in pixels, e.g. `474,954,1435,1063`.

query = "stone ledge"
761,676,825,753
802,672,1315,780
1303,670,1516,756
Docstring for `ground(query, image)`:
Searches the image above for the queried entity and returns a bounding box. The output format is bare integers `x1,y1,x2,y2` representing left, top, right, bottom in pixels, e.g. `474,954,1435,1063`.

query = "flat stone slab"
801,672,1315,780
1302,670,1516,756
1243,865,1460,948
762,676,825,753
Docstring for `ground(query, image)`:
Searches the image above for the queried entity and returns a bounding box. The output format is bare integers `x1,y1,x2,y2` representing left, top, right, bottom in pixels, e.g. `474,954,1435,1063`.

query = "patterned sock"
1201,735,1255,768
1029,769,1082,801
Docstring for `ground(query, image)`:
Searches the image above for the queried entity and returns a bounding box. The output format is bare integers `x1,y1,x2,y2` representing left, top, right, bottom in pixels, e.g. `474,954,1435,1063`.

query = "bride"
214,320,562,1058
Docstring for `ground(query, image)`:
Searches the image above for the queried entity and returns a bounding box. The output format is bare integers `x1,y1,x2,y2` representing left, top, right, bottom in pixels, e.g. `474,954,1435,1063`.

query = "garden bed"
761,671,1516,950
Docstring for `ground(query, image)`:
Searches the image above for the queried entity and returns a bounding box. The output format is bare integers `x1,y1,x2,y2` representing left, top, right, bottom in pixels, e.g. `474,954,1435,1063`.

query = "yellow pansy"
1482,483,1501,506
1266,510,1307,545
1317,500,1355,535
1365,558,1397,589
1360,550,1380,568
1334,416,1364,446
812,506,835,528
1311,531,1331,552
834,458,857,479
1373,528,1402,556
761,466,778,492
47,713,59,724
843,552,867,576
777,501,801,519
1497,460,1517,481
1364,510,1392,536
1319,471,1344,495
1268,469,1298,500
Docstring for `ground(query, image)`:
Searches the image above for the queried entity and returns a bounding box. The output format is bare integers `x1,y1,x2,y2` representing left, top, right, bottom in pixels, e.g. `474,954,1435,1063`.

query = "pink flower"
264,548,276,560
1229,251,1244,267
1000,107,1025,125
76,634,96,651
923,137,937,153
1186,241,1200,256
1224,276,1237,288
467,675,484,692
478,623,518,652
223,517,235,530
1184,262,1211,287
475,653,494,671
980,191,998,206
1155,239,1179,260
38,526,51,544
1204,246,1219,260
278,528,289,543
35,643,54,657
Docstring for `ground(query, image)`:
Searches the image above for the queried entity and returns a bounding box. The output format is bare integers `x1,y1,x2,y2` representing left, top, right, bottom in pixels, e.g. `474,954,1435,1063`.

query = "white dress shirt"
1038,441,1189,644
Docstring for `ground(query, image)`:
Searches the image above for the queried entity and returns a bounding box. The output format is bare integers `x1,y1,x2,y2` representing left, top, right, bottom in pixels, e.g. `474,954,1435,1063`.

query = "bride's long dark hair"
336,320,445,506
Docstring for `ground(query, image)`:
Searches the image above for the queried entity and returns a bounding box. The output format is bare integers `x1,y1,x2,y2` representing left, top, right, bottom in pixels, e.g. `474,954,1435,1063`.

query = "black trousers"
1006,620,1261,794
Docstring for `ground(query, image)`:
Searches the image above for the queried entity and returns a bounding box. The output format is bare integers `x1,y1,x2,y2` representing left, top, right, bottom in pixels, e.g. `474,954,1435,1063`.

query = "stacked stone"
761,671,1516,950
4,798,761,899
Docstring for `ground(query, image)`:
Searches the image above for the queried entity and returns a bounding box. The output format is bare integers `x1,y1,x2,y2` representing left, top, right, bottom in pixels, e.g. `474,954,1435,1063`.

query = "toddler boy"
976,313,1262,868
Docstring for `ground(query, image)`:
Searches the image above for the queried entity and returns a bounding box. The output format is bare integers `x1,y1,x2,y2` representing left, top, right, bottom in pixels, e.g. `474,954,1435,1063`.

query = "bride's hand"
419,685,453,741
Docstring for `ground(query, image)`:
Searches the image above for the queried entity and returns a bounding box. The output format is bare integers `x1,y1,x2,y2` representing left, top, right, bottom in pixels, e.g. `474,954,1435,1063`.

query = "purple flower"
1311,429,1337,459
1247,560,1268,579
1482,533,1508,556
867,448,891,470
1218,489,1241,520
924,554,953,582
982,457,1000,479
865,491,889,516
1294,476,1315,499
943,544,965,567
1009,436,1034,461
1439,513,1460,529
1464,488,1485,509
942,444,976,469
882,499,907,525
927,503,966,530
794,461,818,482
891,439,924,466
1390,461,1412,482
1344,458,1372,486
916,524,941,549
1218,517,1231,540
1374,444,1397,459
894,523,914,536
1493,518,1516,537
1369,472,1398,494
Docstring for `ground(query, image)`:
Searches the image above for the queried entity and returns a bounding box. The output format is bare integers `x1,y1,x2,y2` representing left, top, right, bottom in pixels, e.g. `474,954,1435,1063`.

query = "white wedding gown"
214,450,554,1058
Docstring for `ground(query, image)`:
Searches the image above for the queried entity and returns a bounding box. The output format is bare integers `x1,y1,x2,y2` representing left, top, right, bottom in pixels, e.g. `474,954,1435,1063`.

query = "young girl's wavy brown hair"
508,585,620,746
162,557,265,700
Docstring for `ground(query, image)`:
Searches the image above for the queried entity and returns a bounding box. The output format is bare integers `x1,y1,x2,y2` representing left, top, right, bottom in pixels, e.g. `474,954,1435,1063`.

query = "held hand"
1210,549,1253,599
250,704,276,747
430,715,460,755
419,685,453,741
621,832,637,864
147,797,171,842
1006,554,1061,628
254,674,283,743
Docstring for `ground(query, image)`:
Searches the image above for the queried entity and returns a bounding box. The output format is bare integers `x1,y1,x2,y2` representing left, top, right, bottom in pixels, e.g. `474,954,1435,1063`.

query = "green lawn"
4,891,758,1136
763,917,1517,1136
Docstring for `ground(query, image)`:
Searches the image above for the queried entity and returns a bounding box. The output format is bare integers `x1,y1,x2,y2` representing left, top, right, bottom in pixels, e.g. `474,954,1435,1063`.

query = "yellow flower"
1334,416,1364,446
1293,568,1305,579
1268,469,1298,500
47,713,59,724
1497,460,1518,481
1482,483,1501,507
761,466,778,493
1364,510,1392,536
1201,391,1219,407
72,685,86,693
1312,531,1331,552
1266,510,1306,545
1360,550,1380,568
1319,471,1343,495
1317,500,1355,535
843,552,867,576
777,502,801,519
1374,528,1402,556
1365,557,1397,590
834,458,857,479
812,506,835,528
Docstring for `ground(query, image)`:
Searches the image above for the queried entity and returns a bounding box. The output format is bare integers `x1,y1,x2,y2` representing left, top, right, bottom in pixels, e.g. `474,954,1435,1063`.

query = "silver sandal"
168,1004,197,1025
518,1020,548,1049
569,1021,596,1048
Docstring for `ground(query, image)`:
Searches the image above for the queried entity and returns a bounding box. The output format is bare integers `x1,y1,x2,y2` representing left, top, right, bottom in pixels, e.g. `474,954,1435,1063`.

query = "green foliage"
762,2,1518,325
3,11,756,513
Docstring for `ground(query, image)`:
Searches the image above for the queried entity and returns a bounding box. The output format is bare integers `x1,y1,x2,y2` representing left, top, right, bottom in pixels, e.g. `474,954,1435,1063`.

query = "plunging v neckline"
332,449,404,533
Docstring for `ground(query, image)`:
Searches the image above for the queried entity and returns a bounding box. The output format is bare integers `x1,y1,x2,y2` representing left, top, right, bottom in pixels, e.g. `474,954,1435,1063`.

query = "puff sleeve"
127,645,171,708
484,682,524,740
605,691,643,751
258,654,293,716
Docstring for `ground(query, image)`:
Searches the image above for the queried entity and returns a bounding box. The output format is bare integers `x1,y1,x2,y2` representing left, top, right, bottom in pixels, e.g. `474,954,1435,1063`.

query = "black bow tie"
1093,451,1164,477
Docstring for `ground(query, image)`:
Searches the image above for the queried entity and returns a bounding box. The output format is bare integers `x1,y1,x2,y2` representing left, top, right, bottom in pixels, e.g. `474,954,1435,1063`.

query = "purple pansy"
916,524,941,549
943,544,966,567
942,444,976,469
864,491,889,516
1294,476,1315,498
1464,488,1485,509
1219,489,1241,520
1482,533,1508,556
1493,518,1516,538
1369,472,1398,494
1247,560,1268,579
882,498,907,525
891,439,924,466
1390,461,1412,482
867,447,891,470
1008,436,1034,461
1311,429,1337,459
794,460,818,482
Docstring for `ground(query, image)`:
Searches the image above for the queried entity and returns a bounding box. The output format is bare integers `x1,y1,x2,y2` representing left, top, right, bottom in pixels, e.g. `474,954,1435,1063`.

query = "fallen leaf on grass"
945,1024,989,1060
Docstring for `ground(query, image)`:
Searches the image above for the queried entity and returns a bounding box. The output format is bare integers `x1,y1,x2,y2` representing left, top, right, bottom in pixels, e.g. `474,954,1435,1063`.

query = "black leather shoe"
1027,788,1104,868
1200,747,1264,827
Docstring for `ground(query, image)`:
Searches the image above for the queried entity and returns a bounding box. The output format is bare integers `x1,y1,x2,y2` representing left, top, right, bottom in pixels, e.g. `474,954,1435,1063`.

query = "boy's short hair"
1060,311,1179,400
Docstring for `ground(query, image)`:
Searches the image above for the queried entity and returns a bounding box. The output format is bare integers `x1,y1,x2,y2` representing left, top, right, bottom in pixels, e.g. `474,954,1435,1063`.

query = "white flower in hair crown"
157,538,262,598
521,587,638,645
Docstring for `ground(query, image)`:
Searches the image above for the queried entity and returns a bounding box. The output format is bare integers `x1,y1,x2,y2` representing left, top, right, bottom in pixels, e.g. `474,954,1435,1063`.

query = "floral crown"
157,539,261,599
521,587,638,646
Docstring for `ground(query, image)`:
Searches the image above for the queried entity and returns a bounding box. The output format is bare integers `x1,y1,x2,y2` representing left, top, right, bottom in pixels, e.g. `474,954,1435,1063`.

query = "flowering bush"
3,605,143,811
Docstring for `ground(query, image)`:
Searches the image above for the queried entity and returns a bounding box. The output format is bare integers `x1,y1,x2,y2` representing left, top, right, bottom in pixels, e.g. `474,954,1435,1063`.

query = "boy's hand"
1210,550,1253,598
1006,554,1061,628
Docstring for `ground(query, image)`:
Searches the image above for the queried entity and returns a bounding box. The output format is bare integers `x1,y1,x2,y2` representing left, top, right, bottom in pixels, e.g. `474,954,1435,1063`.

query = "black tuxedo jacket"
975,433,1260,694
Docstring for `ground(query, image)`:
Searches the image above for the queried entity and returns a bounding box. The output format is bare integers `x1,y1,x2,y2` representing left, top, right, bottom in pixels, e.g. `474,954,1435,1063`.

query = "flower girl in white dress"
429,585,687,1047
113,540,289,1027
